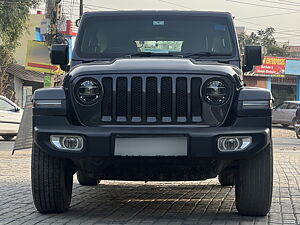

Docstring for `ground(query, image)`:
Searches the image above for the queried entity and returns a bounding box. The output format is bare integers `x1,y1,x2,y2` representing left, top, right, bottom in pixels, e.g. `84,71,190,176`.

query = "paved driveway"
0,136,299,225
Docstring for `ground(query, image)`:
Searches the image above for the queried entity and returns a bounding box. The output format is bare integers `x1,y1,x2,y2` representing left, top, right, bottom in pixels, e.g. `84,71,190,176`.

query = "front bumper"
34,117,271,159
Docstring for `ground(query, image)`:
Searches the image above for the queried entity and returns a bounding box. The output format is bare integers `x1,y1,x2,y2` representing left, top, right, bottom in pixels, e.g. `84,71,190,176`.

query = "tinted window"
277,103,288,109
76,15,234,58
287,103,297,109
0,99,15,111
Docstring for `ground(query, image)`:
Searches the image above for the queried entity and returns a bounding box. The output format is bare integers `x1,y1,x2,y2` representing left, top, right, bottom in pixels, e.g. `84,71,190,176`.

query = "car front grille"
99,75,203,124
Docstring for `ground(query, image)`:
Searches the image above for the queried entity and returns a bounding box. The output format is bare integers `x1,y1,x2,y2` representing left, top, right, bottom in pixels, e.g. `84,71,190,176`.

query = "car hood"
69,58,242,78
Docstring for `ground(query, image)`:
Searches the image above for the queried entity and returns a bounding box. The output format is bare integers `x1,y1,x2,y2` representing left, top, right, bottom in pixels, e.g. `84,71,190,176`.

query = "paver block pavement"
0,142,299,225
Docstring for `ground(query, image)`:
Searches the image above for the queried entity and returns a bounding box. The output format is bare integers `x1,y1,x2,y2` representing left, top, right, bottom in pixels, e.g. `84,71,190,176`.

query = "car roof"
284,101,300,104
0,95,20,108
83,10,233,18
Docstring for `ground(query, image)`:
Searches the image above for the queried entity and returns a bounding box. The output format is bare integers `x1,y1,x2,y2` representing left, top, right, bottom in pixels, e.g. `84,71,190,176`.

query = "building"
7,64,45,107
244,56,300,106
7,12,46,107
288,46,300,58
14,13,45,66
235,26,245,34
9,11,76,107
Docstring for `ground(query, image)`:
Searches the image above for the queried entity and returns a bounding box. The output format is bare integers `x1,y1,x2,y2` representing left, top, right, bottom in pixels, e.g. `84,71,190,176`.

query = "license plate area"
114,137,187,156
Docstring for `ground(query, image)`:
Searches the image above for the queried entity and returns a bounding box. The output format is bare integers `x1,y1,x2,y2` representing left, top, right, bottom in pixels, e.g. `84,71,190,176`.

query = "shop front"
271,76,297,106
243,56,300,106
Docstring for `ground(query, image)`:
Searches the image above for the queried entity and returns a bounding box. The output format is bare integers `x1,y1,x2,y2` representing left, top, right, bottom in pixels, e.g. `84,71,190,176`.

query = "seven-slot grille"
100,75,202,124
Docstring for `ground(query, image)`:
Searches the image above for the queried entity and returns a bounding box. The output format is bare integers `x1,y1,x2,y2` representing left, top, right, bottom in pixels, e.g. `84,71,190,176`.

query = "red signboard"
254,56,286,75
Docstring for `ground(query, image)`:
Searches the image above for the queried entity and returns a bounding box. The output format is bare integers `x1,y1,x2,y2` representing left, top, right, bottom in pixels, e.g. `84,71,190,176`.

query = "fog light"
50,135,83,151
218,136,252,151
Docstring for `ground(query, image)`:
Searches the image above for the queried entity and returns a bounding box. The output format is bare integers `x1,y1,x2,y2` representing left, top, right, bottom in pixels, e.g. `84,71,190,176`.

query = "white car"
0,96,23,140
272,101,300,127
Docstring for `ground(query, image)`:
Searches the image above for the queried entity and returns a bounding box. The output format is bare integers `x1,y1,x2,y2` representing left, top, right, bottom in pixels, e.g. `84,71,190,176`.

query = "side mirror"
50,44,69,68
15,107,20,112
242,45,262,72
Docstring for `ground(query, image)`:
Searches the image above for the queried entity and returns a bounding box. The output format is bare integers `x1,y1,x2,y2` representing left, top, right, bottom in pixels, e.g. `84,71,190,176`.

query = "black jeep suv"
31,11,273,216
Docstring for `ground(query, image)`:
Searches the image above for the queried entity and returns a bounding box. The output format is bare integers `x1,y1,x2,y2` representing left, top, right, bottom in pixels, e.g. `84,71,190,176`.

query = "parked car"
272,101,300,127
0,96,23,140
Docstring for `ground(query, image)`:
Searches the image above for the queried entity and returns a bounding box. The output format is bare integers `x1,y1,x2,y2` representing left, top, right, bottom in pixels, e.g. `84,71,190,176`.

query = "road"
0,141,13,151
0,131,299,225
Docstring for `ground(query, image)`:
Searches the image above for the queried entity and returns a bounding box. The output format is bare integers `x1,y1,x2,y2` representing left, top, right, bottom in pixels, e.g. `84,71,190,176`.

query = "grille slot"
146,77,158,121
131,77,142,121
161,77,172,121
101,77,113,121
191,78,202,121
116,77,127,120
100,75,203,124
176,77,188,121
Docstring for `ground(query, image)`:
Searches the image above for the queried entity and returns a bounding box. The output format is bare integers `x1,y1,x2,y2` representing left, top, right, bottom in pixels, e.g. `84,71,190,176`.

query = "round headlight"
76,78,103,105
202,79,229,105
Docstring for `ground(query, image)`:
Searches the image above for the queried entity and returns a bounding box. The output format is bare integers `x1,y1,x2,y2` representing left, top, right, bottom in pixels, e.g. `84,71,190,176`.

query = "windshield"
76,14,235,59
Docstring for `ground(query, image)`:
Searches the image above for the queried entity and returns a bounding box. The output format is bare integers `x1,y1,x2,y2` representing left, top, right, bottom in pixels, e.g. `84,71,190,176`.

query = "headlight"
75,78,103,105
202,79,229,105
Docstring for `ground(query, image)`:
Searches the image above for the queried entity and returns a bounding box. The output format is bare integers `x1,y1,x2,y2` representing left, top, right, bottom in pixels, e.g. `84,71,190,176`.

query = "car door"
285,103,297,124
0,98,22,134
273,102,288,124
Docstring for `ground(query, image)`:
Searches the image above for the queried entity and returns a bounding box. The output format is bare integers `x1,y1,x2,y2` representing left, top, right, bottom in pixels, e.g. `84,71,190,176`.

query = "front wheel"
31,144,73,213
235,143,273,216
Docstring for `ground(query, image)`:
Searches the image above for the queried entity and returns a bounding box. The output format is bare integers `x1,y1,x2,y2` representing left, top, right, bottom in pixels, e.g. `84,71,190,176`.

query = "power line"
158,0,194,10
226,0,300,11
64,1,119,11
238,11,300,20
258,0,300,7
236,20,300,35
274,0,300,5
83,4,119,10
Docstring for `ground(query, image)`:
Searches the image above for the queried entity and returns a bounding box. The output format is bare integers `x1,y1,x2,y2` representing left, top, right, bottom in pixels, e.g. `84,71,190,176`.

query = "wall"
14,14,44,66
243,76,268,89
13,76,23,107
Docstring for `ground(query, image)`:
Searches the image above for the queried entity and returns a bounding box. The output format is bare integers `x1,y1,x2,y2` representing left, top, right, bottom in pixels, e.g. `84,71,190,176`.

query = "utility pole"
45,0,63,87
80,0,83,18
45,0,63,46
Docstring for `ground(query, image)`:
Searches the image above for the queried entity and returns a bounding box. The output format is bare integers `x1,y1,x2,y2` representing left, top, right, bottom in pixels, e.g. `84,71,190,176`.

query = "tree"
267,43,290,57
0,0,40,100
257,27,276,48
238,31,260,52
238,27,290,57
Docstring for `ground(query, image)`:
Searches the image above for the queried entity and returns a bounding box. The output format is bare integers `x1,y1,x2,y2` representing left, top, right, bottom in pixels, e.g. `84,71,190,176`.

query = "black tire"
218,168,235,186
296,131,300,139
31,144,73,213
281,124,289,128
77,171,100,186
235,144,273,216
2,135,15,141
292,118,296,128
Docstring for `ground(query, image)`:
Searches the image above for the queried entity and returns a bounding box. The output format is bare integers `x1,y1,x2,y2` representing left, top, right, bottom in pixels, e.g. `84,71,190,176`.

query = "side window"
0,99,15,111
287,104,297,109
277,103,288,109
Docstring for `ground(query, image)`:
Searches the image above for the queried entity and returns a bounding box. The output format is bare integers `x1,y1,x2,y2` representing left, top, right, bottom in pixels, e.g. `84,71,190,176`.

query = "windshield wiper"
183,52,231,59
125,52,180,57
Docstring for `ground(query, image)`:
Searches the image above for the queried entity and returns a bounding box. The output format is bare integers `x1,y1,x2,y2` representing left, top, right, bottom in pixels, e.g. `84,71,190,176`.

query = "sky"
37,0,300,45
